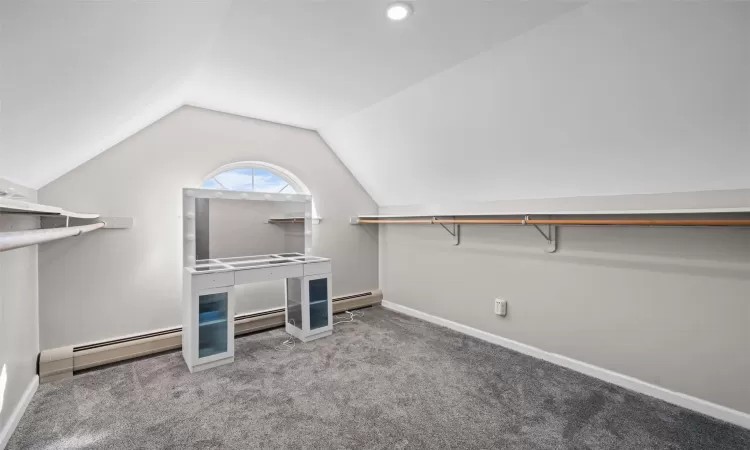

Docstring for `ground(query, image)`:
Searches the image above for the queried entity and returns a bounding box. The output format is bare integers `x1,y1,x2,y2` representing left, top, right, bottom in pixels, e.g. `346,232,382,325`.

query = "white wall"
322,2,750,206
38,106,378,349
379,190,750,416
0,181,39,447
358,2,750,419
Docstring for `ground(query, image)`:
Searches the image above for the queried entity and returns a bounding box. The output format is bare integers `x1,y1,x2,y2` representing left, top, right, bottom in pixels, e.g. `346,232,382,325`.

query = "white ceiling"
1,1,748,207
187,0,577,129
0,0,577,189
0,0,232,189
321,2,750,206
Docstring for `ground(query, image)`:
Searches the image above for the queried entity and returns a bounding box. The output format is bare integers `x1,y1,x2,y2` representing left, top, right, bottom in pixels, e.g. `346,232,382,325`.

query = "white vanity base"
286,325,332,343
188,357,235,373
183,253,332,373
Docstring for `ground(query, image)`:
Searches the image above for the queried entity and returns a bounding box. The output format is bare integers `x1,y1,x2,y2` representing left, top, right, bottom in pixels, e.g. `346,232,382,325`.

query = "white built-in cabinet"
285,272,333,342
182,276,236,372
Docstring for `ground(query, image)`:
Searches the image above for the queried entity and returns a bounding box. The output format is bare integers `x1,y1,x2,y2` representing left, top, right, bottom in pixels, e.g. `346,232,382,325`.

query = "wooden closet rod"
359,219,434,224
358,218,750,227
527,219,750,226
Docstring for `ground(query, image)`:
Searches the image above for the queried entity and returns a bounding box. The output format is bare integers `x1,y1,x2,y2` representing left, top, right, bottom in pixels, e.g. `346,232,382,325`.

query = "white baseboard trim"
0,375,39,449
381,300,750,430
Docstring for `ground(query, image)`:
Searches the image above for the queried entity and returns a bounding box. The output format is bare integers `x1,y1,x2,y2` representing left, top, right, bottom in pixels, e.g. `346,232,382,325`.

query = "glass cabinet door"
198,292,228,359
308,278,329,330
286,278,303,329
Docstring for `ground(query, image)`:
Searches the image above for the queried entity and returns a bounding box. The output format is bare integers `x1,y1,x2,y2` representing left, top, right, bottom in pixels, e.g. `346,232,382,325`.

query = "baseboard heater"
39,290,382,383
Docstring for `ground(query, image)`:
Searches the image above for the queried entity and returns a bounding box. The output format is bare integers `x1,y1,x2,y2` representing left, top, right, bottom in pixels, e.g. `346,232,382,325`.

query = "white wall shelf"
0,175,133,254
268,217,322,225
0,198,99,219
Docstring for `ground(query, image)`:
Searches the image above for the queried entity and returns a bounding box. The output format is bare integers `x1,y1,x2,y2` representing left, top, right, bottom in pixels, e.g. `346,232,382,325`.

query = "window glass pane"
309,278,329,330
286,278,302,329
253,168,289,193
215,168,254,191
198,292,228,358
201,178,222,189
201,166,299,193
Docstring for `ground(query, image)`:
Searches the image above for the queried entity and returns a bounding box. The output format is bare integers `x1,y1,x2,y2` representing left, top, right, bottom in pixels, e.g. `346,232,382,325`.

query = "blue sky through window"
253,168,287,193
201,167,297,193
201,178,221,189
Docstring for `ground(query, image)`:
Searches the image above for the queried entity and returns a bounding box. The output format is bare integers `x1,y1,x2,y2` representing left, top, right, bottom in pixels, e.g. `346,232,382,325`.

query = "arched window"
202,162,304,194
201,161,318,217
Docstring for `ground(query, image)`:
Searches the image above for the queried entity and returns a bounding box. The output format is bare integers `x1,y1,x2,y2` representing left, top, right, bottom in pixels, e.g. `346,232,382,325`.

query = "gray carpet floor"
8,306,750,449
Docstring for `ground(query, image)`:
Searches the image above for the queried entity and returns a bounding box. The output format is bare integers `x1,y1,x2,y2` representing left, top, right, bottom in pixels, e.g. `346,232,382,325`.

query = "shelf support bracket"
528,216,557,253
436,218,460,246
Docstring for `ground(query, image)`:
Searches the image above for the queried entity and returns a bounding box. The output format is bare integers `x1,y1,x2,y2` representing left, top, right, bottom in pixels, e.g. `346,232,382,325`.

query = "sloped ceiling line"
2,1,747,209
1,0,583,189
319,2,750,206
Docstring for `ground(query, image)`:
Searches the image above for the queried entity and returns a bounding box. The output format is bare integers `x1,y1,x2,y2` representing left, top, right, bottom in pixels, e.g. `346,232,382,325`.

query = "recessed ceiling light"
387,3,412,21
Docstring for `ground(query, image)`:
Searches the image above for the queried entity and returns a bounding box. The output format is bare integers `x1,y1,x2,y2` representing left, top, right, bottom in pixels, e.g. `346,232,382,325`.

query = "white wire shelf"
0,198,100,219
267,217,322,225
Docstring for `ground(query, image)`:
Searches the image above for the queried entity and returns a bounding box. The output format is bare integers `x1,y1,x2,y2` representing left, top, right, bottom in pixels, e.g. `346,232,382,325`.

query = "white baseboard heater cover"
39,290,382,383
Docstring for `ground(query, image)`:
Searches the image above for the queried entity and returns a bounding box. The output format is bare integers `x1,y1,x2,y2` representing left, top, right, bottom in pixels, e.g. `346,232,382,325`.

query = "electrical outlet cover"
494,298,507,316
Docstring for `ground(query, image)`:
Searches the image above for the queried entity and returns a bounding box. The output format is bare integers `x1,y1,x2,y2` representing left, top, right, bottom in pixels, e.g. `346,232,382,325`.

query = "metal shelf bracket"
436,217,460,246
525,216,557,253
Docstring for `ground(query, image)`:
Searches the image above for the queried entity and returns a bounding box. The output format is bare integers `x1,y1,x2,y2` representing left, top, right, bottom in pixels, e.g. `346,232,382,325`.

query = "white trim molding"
0,375,39,449
381,300,750,430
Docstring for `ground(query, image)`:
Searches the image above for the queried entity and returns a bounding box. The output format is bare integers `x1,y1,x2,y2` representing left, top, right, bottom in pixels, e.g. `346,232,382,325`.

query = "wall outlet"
494,298,507,317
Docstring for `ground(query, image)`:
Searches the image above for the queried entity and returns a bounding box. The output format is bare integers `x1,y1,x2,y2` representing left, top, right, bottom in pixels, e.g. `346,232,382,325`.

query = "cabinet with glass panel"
182,282,235,372
285,272,333,342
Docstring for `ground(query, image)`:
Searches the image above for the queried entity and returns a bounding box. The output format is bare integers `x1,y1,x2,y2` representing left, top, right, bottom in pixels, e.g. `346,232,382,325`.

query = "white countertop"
185,253,330,275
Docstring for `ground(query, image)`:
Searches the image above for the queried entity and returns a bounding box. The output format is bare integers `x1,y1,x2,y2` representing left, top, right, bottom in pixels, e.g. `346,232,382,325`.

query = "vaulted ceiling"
2,1,748,206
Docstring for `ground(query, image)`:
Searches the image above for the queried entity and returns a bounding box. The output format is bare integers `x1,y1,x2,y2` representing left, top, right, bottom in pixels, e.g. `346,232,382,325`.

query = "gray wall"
379,192,750,415
207,199,304,258
0,181,39,442
38,106,378,350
